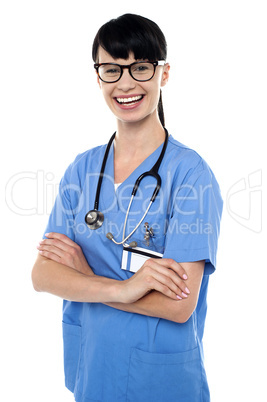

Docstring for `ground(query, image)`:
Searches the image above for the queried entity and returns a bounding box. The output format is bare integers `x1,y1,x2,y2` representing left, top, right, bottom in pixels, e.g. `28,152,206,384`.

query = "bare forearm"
32,255,120,303
105,291,188,323
33,254,188,321
34,234,203,314
105,260,205,323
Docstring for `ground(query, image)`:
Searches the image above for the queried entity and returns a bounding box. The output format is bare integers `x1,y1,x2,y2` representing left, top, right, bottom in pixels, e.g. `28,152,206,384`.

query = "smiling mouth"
115,95,144,106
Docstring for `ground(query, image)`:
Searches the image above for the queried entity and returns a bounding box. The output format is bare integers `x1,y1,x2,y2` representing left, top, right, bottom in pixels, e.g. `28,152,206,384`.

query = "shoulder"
62,142,108,181
72,143,106,169
166,134,223,215
166,134,214,181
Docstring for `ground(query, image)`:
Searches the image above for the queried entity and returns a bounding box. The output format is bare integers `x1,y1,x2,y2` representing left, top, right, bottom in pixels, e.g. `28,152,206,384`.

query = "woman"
32,13,223,402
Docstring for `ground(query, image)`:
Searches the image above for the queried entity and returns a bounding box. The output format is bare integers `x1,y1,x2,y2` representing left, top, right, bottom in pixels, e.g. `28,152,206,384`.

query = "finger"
144,276,182,301
40,238,72,254
152,258,188,280
140,263,186,299
37,243,65,259
148,270,188,299
37,247,63,264
143,260,190,296
45,232,77,248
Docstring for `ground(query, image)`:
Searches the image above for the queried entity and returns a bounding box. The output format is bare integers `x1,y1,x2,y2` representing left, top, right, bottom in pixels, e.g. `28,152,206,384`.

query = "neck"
114,113,165,161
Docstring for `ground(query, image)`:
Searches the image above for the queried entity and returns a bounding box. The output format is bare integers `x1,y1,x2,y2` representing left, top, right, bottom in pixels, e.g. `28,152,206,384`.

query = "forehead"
98,46,137,64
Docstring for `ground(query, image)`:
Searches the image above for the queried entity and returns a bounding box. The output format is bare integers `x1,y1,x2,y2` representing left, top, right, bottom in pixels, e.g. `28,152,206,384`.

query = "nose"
117,68,136,91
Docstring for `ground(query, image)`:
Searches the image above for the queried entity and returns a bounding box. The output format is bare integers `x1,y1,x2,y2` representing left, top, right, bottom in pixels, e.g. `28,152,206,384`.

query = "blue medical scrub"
45,134,223,402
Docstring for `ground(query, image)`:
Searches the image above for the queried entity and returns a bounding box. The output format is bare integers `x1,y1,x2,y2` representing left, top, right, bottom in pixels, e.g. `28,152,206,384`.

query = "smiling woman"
92,14,168,127
95,46,169,127
32,13,223,402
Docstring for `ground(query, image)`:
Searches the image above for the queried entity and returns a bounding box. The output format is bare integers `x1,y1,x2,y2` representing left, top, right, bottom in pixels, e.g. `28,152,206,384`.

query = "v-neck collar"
100,140,166,214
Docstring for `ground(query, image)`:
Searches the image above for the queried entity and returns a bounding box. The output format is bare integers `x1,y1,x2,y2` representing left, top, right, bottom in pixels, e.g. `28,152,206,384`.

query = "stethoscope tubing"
109,196,153,246
132,170,161,202
94,132,116,211
85,128,169,246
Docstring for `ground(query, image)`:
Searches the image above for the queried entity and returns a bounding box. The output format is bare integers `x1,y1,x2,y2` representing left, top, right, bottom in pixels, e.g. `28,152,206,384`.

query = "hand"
37,233,94,276
118,258,190,304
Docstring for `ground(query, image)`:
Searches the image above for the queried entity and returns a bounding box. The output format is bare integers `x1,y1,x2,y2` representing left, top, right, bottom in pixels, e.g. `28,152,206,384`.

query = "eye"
101,65,121,76
137,65,149,71
133,64,150,73
106,68,120,74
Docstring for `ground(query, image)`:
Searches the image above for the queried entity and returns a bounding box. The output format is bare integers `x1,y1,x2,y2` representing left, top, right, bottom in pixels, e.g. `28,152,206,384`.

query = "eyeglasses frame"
94,60,166,83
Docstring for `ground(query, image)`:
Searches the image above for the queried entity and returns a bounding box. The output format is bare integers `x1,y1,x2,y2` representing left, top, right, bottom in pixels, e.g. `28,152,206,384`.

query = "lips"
114,95,144,107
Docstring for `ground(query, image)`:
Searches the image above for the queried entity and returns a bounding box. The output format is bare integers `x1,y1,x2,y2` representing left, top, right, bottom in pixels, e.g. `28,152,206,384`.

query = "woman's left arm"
37,234,204,323
106,260,204,324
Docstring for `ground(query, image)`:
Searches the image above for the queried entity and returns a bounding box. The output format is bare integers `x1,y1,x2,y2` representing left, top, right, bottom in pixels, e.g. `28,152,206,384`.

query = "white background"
1,1,266,401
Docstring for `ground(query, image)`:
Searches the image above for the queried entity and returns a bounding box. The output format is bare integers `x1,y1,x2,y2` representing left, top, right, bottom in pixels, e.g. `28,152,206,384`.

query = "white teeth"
116,95,143,104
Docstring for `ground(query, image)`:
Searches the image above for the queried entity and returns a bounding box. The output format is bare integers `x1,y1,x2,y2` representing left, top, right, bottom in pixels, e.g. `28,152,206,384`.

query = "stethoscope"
85,128,169,247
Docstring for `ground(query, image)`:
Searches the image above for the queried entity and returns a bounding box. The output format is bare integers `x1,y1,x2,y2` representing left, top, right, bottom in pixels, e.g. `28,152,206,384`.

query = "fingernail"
185,287,190,294
45,233,50,237
183,274,188,280
176,295,182,300
182,292,188,298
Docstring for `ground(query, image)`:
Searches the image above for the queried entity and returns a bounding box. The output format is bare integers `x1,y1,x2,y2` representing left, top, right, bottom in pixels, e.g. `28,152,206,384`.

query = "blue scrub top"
44,134,223,402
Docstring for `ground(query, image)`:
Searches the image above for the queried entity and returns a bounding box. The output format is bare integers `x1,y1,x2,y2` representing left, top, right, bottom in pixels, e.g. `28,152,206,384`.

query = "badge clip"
144,222,154,246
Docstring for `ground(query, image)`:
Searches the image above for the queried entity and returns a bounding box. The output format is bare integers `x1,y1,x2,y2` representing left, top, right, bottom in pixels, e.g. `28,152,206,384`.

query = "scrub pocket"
62,321,82,392
126,347,202,402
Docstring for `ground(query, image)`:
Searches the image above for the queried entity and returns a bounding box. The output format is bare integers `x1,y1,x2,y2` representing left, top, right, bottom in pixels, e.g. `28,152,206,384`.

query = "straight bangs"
92,14,167,62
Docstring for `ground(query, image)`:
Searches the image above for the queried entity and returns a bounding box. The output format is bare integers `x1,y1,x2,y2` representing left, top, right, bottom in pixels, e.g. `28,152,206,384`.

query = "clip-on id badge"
121,246,163,273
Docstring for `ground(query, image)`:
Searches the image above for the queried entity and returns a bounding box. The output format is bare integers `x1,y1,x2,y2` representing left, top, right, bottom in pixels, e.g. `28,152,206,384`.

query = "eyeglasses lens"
98,62,154,83
99,65,121,82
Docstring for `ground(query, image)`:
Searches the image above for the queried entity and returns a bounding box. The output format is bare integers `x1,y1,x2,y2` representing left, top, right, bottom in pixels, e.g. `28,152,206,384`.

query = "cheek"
147,75,162,96
101,86,114,104
147,83,161,106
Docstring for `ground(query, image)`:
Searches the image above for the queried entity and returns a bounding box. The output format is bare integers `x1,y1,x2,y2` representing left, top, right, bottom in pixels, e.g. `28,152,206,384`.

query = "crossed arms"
32,233,204,324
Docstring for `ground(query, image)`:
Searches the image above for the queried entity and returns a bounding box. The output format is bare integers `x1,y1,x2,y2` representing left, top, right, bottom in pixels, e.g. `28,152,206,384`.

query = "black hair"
92,14,167,126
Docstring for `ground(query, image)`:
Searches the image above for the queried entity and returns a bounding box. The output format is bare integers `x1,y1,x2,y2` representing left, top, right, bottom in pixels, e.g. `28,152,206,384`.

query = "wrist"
82,267,95,276
110,279,126,303
87,275,126,303
78,260,95,276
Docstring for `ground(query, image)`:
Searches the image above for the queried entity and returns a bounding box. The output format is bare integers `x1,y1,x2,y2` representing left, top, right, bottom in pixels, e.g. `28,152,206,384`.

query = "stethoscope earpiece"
128,241,138,248
85,210,104,230
106,232,138,248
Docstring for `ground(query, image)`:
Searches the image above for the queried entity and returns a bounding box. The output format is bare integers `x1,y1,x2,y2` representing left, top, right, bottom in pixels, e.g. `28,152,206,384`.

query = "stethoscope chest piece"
85,210,104,230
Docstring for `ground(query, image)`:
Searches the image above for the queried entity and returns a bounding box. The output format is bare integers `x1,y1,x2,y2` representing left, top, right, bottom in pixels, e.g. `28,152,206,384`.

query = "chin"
113,108,157,126
116,113,152,126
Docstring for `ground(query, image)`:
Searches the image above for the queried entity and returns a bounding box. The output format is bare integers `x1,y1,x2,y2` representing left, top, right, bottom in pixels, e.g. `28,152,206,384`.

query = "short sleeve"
163,163,223,275
44,162,82,240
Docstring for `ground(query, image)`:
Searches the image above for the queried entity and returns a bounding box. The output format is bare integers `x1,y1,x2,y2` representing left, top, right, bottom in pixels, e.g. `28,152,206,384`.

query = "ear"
161,63,170,87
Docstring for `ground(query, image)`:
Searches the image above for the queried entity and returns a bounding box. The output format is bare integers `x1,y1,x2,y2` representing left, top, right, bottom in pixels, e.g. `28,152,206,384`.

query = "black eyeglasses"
94,60,165,83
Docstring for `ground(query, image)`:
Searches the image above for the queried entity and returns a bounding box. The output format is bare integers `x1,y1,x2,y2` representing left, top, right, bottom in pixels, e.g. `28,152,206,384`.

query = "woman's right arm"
32,233,188,304
31,254,122,303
